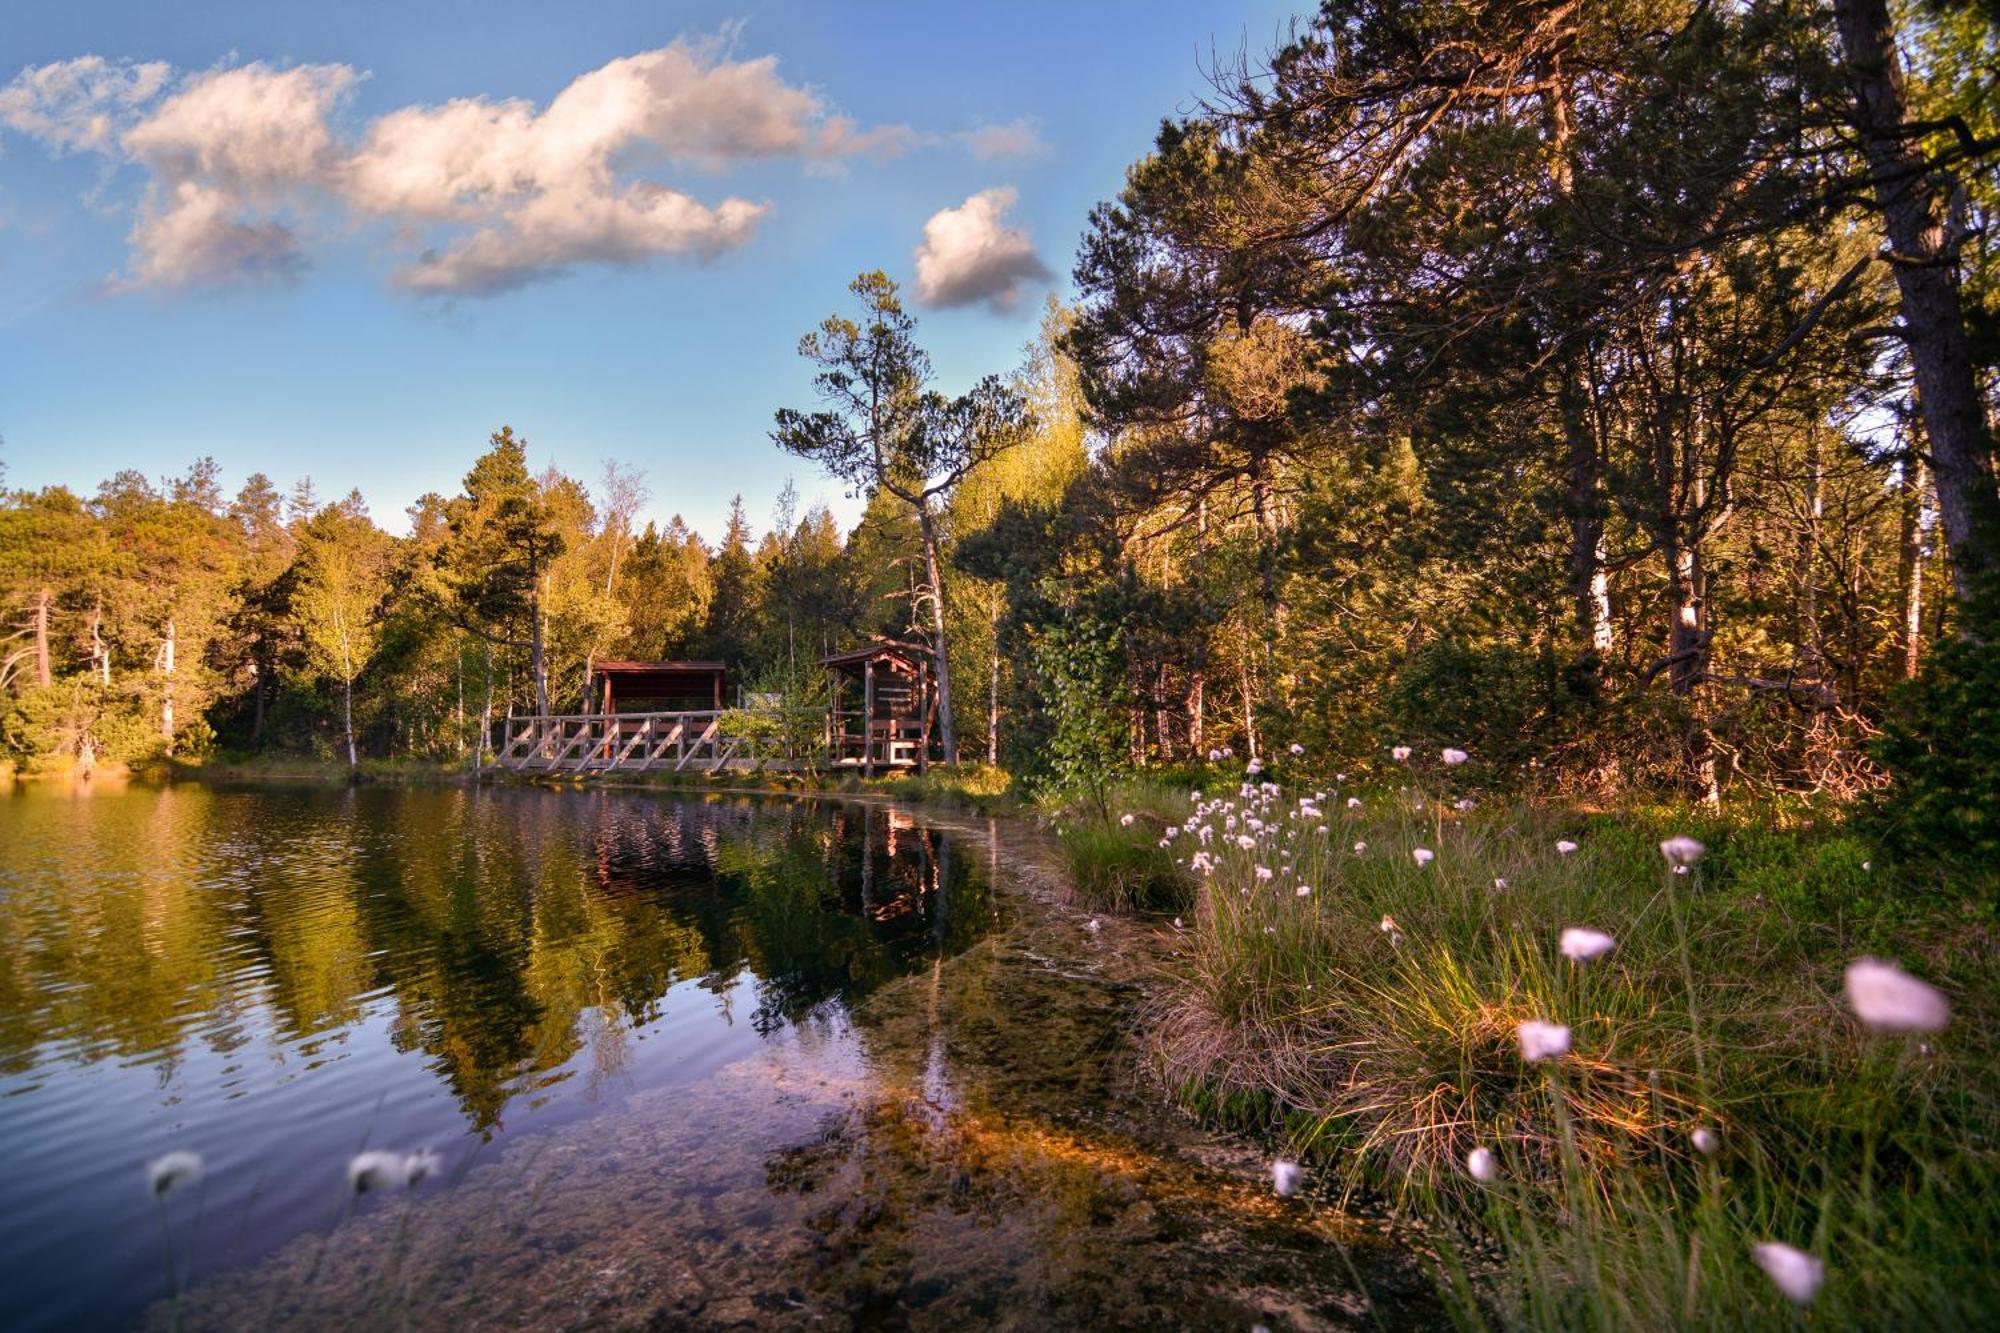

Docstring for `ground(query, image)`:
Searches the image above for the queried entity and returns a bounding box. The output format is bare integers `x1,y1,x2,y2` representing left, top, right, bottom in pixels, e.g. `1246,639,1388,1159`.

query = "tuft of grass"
1052,781,1194,913
1148,774,2000,1326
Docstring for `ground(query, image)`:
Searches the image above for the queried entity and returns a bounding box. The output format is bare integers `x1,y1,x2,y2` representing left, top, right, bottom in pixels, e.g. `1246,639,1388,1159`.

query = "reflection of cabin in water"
822,642,937,774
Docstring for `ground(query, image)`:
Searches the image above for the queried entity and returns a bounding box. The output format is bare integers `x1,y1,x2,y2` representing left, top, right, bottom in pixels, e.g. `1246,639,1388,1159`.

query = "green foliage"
1029,585,1130,819
1870,619,2000,890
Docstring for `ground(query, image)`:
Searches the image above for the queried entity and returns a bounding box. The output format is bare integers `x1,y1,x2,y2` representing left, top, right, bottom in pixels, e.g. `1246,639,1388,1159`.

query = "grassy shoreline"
1061,770,1997,1327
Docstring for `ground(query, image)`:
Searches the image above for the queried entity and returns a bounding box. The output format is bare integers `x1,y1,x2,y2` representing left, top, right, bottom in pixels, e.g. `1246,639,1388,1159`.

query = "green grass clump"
1052,781,1194,913
1147,775,1999,1327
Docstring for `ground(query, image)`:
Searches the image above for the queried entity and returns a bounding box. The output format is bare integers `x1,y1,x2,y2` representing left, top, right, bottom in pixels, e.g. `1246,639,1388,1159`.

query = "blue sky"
1,1,1298,539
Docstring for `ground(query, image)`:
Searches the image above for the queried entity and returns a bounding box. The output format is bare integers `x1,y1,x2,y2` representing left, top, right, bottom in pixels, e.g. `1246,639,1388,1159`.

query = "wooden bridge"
488,710,755,775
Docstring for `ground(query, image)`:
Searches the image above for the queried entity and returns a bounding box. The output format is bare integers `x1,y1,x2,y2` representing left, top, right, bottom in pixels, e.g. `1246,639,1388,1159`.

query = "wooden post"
863,658,876,778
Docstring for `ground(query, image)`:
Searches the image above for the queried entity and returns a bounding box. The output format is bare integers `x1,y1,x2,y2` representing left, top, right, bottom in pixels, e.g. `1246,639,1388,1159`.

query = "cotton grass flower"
1555,839,1578,855
402,1149,443,1185
1289,743,1305,756
1843,957,1950,1034
1255,866,1274,881
1442,747,1468,765
1296,884,1312,897
1517,1020,1571,1062
349,1150,411,1194
1412,847,1434,867
1346,796,1362,809
1271,1159,1304,1196
1559,927,1616,962
1691,1126,1720,1155
1353,840,1367,854
1119,813,1134,826
1466,1147,1499,1182
1751,1242,1825,1306
1391,745,1412,761
1492,877,1508,891
1379,914,1400,934
147,1150,204,1198
1659,835,1705,866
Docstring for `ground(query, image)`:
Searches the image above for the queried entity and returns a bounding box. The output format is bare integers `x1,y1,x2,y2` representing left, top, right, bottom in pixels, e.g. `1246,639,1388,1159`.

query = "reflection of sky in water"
0,784,991,1332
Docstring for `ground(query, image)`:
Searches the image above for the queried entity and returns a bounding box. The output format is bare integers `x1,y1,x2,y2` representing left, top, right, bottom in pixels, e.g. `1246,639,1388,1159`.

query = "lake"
0,780,1426,1330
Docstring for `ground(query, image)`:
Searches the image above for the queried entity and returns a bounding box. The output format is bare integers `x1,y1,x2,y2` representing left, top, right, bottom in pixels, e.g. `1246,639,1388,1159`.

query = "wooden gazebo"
822,642,936,774
591,661,728,714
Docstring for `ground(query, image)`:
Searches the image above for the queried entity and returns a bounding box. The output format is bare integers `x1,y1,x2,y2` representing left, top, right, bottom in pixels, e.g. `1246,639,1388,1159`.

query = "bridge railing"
488,710,748,774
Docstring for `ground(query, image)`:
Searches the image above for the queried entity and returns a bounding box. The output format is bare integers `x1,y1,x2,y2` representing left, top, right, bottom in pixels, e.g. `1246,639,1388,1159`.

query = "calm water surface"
0,782,993,1331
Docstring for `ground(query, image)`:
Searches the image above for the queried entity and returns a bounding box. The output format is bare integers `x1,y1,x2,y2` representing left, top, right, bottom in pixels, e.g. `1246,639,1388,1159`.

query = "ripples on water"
0,782,994,1331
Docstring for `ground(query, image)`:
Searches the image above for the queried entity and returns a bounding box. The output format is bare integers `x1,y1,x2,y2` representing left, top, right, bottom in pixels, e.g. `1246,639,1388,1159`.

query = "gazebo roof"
594,660,727,675
820,641,928,673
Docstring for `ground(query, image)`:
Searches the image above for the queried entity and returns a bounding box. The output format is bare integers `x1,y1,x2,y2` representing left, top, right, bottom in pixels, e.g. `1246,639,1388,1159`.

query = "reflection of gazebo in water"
822,641,937,775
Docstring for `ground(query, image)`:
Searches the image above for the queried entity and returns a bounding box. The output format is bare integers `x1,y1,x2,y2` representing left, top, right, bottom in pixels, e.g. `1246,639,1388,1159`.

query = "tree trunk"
1547,69,1612,682
1798,424,1826,677
479,643,495,768
159,616,176,746
33,589,51,688
91,604,109,686
1187,665,1205,754
1562,372,1613,680
987,619,1000,766
1834,0,1999,606
914,500,959,764
1236,633,1259,760
1900,454,1928,678
344,673,357,768
531,574,551,716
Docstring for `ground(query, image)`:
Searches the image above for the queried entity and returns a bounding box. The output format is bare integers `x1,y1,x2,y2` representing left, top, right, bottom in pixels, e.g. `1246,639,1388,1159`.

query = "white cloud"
912,186,1051,312
0,56,171,153
1,40,922,295
117,63,354,288
961,119,1047,161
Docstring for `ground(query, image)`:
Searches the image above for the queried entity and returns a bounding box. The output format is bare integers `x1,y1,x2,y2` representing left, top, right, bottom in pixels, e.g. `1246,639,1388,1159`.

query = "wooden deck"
488,710,753,774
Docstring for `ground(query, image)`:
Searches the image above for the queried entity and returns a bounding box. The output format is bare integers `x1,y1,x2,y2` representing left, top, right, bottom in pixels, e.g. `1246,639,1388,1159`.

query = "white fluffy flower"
1296,884,1312,897
1466,1147,1499,1182
1119,813,1134,826
1412,847,1434,867
1492,878,1508,891
1353,841,1367,854
147,1150,204,1198
1442,747,1468,765
1237,834,1256,851
1255,866,1274,881
1271,1159,1304,1196
1516,1020,1571,1062
1391,745,1412,761
1555,839,1579,856
349,1150,410,1194
1454,798,1476,812
1659,835,1705,866
1289,743,1305,756
1691,1126,1720,1155
1559,927,1616,962
402,1148,443,1185
1843,958,1950,1034
1346,796,1363,809
1751,1241,1825,1306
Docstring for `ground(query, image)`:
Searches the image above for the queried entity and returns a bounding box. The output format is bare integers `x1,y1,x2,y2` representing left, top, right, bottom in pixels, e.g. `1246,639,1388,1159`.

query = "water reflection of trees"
0,787,991,1130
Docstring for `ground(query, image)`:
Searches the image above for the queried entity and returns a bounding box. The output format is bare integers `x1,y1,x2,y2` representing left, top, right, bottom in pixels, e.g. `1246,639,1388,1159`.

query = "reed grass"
1135,767,1998,1327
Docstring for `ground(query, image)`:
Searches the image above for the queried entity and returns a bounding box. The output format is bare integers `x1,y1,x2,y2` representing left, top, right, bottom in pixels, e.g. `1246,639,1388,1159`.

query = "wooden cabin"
591,660,728,714
822,642,936,774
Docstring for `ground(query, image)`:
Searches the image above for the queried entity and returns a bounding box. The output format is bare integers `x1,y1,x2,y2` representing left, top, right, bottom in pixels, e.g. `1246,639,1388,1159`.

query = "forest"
3,0,1997,871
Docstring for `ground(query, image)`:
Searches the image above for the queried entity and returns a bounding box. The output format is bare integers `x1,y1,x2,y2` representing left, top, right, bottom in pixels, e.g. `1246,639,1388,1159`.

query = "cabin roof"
594,660,727,675
820,641,928,673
